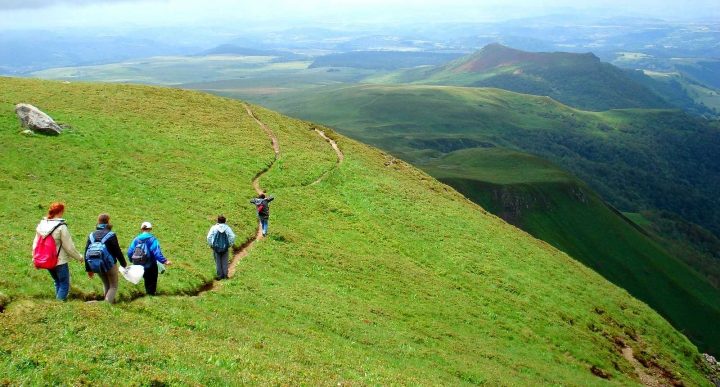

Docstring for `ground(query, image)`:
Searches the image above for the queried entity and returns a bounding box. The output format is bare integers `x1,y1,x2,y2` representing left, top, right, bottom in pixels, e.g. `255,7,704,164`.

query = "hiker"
206,215,236,280
84,213,127,303
250,193,274,237
32,202,84,301
126,222,171,296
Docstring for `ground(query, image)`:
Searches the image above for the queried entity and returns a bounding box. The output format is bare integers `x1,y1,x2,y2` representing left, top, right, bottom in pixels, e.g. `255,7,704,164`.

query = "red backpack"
33,222,65,269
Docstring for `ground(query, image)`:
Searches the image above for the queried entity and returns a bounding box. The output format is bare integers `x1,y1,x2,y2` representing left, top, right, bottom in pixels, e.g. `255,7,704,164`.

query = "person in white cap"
126,221,171,295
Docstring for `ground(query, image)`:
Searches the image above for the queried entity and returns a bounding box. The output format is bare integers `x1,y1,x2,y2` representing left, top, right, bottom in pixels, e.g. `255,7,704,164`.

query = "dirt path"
311,128,344,185
222,104,281,282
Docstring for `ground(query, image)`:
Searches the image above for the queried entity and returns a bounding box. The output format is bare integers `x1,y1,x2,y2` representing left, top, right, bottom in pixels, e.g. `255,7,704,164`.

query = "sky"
0,0,718,30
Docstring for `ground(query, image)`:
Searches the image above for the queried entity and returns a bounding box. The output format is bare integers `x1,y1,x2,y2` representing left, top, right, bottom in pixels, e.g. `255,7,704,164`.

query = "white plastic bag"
121,265,145,285
157,262,166,274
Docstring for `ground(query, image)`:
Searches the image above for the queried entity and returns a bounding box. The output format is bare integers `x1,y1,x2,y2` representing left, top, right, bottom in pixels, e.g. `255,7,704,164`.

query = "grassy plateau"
0,77,714,385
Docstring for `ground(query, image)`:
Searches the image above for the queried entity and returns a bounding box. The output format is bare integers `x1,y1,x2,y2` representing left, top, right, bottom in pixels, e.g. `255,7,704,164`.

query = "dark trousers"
47,263,70,301
143,264,158,295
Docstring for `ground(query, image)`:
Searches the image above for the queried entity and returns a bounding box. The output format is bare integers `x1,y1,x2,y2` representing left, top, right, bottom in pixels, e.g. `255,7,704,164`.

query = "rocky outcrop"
15,103,62,135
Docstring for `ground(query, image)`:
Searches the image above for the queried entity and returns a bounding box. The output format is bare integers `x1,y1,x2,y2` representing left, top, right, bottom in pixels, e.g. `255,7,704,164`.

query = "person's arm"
107,234,127,268
267,196,275,203
60,225,84,262
227,227,236,245
207,226,216,247
150,238,168,264
84,234,92,272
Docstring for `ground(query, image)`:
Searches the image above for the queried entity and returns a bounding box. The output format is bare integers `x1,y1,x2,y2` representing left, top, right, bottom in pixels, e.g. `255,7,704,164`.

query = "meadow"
0,77,713,384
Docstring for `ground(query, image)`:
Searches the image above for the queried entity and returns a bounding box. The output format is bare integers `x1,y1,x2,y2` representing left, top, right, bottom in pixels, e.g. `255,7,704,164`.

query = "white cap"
141,221,153,230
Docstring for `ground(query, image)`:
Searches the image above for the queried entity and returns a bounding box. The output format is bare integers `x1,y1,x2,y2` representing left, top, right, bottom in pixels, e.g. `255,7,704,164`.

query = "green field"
30,54,379,97
0,77,715,384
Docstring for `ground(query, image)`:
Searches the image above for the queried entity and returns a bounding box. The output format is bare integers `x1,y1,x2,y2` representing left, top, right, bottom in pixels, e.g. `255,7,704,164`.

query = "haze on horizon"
1,0,718,31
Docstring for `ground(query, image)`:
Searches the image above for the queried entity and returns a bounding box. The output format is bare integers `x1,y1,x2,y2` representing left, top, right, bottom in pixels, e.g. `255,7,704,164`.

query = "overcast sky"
1,0,718,30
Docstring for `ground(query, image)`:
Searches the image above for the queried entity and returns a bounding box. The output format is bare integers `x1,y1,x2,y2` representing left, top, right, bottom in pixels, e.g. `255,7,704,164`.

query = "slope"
371,43,670,111
424,147,720,354
255,83,720,352
0,77,713,385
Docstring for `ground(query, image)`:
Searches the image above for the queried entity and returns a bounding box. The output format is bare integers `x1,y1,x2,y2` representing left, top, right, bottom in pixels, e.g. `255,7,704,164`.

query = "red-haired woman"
32,202,84,300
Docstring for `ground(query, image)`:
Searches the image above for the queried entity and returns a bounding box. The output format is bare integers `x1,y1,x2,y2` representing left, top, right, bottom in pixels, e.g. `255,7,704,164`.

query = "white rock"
15,103,62,135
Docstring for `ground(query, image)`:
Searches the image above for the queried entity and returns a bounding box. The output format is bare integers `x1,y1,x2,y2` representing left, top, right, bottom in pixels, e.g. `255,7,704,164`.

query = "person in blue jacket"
126,221,172,295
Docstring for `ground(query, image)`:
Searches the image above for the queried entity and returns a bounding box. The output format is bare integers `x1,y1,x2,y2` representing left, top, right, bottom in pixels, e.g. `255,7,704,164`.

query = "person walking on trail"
250,193,274,237
206,215,236,280
126,222,171,296
32,202,84,301
84,213,127,304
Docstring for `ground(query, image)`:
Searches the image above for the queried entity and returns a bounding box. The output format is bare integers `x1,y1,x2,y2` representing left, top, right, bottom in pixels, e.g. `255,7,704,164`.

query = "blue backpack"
212,230,230,253
85,231,116,273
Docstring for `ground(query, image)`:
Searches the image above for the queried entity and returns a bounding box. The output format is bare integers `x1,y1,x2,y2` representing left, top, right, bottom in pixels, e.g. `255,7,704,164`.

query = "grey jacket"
250,196,274,219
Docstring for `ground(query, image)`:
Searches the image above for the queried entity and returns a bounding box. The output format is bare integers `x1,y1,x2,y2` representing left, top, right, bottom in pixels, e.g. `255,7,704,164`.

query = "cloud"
0,0,148,10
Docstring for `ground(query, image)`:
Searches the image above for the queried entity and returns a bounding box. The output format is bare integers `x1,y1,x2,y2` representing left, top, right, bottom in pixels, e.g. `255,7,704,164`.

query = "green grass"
0,77,713,385
423,148,720,355
258,83,720,239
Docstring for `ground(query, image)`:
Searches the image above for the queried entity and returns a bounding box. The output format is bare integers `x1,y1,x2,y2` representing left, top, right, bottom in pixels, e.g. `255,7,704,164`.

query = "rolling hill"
371,43,671,111
0,77,716,384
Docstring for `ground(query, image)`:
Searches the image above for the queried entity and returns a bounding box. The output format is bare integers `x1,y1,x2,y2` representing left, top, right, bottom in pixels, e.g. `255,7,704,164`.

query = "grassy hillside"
260,84,720,238
0,77,714,384
423,147,720,354
369,43,670,111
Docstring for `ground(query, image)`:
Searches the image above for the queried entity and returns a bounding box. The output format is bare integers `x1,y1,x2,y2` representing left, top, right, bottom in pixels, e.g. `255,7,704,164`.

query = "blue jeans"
47,263,70,301
259,217,269,236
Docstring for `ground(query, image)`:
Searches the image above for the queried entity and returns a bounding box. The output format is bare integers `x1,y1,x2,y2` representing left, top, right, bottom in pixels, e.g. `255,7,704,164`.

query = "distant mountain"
375,43,671,111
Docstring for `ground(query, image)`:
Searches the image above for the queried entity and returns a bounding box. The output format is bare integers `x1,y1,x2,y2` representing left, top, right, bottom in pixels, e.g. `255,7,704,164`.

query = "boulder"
15,103,62,135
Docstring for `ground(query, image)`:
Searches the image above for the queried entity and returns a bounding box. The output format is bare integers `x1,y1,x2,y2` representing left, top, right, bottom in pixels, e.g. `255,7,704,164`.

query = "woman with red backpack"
32,202,84,301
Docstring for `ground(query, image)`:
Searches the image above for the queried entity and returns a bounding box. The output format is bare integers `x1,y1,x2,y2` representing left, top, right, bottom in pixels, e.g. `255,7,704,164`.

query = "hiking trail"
206,106,344,291
1,103,344,308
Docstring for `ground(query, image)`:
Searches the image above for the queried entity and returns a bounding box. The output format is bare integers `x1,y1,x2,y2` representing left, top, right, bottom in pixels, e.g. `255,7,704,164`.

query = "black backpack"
131,238,150,266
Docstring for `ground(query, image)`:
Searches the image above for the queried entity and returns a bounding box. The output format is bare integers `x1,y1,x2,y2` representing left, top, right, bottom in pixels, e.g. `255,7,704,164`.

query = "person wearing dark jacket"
250,192,274,237
126,221,171,295
85,213,127,304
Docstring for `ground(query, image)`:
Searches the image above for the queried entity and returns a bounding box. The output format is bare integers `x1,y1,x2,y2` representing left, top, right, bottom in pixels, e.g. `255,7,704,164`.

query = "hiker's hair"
47,202,65,218
217,215,226,224
98,213,113,229
259,193,266,199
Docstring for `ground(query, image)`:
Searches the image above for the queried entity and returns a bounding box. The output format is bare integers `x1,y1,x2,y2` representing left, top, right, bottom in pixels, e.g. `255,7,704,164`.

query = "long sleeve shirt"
84,224,128,271
33,218,83,265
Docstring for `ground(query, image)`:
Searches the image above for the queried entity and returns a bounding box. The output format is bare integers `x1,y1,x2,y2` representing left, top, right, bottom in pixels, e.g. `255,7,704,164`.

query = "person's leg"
221,251,229,279
104,265,120,303
261,218,269,236
47,267,60,297
54,263,71,301
98,270,111,298
143,264,158,295
213,251,223,279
